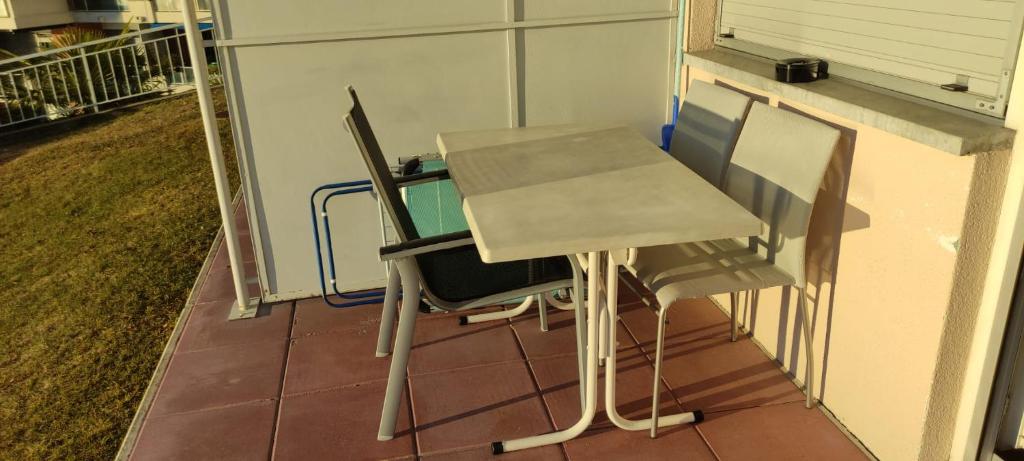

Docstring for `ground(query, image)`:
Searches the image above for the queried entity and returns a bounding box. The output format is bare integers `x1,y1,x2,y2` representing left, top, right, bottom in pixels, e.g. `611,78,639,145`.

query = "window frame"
713,0,1024,118
155,0,211,12
68,0,129,12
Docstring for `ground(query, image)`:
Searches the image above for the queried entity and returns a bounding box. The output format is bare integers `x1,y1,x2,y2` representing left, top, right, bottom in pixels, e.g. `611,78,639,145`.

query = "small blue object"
660,95,680,152
660,124,675,152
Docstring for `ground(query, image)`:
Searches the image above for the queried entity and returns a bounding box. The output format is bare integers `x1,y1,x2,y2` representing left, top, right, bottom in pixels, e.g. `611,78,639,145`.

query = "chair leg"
650,305,669,438
377,258,420,441
460,295,534,325
605,256,700,433
538,293,549,332
798,287,815,409
545,290,576,311
375,262,401,357
730,292,738,342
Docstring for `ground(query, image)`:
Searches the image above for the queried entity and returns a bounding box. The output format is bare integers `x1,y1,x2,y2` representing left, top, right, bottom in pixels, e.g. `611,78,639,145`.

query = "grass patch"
0,91,238,460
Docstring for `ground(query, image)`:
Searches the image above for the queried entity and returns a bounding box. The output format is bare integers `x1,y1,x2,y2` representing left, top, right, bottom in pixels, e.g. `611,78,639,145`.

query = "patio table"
437,125,762,454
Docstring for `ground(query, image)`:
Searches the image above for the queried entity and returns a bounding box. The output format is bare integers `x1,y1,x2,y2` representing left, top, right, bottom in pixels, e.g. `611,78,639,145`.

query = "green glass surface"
405,159,469,237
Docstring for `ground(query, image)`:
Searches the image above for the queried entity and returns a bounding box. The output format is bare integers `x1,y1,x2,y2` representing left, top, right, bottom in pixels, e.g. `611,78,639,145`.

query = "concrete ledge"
685,48,1015,156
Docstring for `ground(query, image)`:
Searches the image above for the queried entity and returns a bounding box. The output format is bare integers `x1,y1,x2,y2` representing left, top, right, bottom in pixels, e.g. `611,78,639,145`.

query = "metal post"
181,0,257,319
78,48,99,113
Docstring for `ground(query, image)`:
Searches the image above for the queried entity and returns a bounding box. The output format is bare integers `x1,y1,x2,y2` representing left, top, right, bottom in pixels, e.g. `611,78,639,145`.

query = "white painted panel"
215,0,676,300
719,0,1021,99
229,33,511,298
522,20,672,142
215,0,506,39
520,0,672,20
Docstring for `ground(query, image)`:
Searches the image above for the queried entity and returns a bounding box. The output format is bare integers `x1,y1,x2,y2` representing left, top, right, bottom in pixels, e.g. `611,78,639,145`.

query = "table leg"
492,251,602,454
603,255,703,433
598,289,609,367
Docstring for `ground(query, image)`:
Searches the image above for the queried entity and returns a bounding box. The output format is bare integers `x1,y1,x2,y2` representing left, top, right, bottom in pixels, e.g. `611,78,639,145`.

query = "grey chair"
622,80,754,340
667,79,753,188
342,86,586,442
668,80,754,341
628,102,840,437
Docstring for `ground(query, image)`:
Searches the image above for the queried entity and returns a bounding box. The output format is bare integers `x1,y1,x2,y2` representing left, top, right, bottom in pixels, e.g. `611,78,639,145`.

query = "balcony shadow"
0,111,120,165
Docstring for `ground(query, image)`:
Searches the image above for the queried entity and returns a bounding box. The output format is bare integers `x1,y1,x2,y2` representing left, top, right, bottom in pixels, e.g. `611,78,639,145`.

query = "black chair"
342,86,586,441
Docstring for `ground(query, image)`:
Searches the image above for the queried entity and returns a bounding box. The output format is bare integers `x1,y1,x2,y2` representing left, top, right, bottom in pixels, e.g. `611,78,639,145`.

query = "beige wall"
2,0,72,31
684,1,1012,460
686,67,1010,461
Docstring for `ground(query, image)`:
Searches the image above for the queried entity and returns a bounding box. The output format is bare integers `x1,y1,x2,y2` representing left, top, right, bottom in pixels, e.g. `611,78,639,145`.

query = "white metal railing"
0,23,214,129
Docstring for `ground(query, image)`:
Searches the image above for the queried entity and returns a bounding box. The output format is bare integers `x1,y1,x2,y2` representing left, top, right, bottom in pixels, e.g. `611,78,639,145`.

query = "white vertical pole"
180,0,256,319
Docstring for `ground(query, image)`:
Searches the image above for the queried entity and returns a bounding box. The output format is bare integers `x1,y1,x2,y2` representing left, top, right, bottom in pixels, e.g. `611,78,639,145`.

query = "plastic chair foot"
458,316,469,326
491,442,504,455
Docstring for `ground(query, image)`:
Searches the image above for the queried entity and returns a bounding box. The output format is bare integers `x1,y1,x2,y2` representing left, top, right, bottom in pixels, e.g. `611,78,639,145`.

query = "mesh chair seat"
416,245,573,303
628,238,795,308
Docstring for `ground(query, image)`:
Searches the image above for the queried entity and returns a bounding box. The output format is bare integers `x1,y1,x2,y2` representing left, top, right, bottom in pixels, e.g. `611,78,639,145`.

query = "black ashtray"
775,58,828,83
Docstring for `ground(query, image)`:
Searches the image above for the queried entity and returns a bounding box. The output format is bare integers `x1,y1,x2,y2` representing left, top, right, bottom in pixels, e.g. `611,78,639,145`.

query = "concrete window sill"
685,48,1015,156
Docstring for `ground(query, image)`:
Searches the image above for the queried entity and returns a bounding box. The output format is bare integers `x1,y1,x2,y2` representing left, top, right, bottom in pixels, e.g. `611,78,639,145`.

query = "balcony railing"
0,23,214,129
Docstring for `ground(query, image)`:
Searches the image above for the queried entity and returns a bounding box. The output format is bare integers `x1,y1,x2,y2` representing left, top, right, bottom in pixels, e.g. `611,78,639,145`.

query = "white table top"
438,125,762,263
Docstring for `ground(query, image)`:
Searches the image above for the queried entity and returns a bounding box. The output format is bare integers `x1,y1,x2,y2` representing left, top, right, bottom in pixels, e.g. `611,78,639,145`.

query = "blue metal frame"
309,180,388,308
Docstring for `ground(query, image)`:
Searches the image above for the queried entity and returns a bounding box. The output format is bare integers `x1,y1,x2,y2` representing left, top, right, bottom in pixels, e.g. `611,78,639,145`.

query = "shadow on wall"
715,80,770,105
738,101,870,402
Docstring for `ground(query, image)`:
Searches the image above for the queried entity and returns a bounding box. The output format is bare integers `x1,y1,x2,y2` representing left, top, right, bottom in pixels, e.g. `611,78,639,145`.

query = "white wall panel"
229,34,511,299
522,20,672,142
214,0,677,300
520,0,671,20
215,0,506,40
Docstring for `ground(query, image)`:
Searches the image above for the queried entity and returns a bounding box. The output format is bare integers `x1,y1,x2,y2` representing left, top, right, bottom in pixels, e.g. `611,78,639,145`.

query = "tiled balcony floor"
125,209,871,460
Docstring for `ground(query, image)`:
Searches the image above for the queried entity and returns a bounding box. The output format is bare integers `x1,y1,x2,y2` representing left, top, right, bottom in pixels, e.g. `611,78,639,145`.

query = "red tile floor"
125,209,872,460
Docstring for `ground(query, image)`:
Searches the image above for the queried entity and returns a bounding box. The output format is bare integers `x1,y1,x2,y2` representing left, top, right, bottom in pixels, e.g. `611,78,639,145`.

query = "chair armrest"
395,169,450,188
379,230,474,261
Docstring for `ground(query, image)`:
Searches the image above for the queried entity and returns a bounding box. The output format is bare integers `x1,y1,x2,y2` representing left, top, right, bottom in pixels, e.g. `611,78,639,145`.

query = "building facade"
0,0,211,55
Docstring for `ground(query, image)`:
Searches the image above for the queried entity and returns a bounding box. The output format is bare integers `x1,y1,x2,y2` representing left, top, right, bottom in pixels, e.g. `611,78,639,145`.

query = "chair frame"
636,102,839,437
340,88,589,442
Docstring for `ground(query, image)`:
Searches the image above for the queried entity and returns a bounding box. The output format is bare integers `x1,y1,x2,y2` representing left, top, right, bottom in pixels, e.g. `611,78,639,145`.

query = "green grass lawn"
0,92,238,460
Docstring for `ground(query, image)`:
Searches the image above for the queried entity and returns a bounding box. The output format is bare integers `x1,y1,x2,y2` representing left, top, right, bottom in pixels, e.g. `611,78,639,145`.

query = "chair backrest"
343,86,420,242
669,80,753,188
724,102,840,288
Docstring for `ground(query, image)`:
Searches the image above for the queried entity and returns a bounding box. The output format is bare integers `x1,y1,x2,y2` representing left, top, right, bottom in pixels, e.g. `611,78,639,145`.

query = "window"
68,0,128,11
155,0,211,12
715,0,1024,117
34,31,53,50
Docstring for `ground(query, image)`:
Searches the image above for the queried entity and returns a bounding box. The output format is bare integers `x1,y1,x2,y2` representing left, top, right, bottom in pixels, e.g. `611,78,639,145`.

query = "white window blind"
715,0,1024,116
